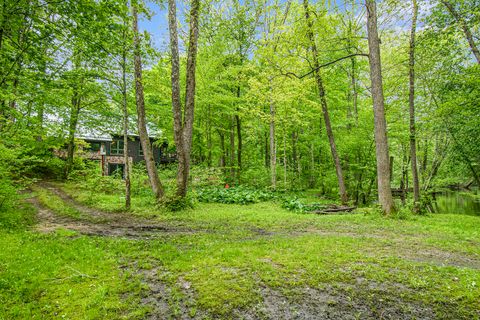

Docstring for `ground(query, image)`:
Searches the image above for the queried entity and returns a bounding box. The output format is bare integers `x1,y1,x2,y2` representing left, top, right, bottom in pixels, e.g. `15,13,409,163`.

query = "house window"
110,140,124,155
88,142,101,152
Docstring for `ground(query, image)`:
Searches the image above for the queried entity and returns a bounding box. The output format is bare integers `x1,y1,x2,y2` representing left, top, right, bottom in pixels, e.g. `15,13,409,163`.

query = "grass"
1,182,479,319
0,201,148,319
35,186,83,219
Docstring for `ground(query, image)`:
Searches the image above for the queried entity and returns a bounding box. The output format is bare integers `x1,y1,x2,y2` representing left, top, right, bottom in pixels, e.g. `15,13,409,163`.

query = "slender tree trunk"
235,85,242,181
132,0,164,200
409,0,420,211
265,131,269,168
304,0,348,204
365,0,395,214
309,140,315,188
64,93,80,179
400,147,409,205
218,129,226,169
229,116,235,181
283,129,287,188
292,131,299,178
207,105,212,167
421,138,428,183
121,27,131,210
235,112,241,180
389,156,394,182
442,0,480,64
269,89,276,189
168,0,200,197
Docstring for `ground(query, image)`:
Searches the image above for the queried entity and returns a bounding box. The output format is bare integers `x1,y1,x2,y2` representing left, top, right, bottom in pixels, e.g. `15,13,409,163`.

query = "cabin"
77,134,176,176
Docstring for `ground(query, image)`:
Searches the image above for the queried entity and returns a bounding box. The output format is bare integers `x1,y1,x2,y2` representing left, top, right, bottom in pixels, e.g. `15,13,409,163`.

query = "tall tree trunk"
64,92,81,179
132,0,164,200
235,112,241,180
269,88,276,189
64,52,82,179
292,131,298,178
309,140,315,188
409,0,420,211
121,27,131,210
236,86,242,181
265,131,269,168
365,0,395,214
218,129,226,169
442,0,480,64
207,105,212,167
283,129,287,188
303,0,348,204
168,0,200,197
229,116,235,181
420,138,428,183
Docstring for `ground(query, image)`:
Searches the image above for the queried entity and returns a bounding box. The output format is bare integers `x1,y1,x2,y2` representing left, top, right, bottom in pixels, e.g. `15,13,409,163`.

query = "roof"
77,136,112,142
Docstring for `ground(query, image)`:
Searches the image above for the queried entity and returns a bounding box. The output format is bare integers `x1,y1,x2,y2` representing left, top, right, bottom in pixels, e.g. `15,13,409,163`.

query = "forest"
1,0,479,319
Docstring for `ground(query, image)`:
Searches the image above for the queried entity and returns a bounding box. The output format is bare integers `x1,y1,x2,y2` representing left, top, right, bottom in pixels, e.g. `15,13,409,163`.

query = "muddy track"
28,182,194,238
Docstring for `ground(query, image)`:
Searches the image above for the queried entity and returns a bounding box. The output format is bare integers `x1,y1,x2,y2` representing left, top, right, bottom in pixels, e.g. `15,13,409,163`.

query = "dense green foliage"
0,0,478,206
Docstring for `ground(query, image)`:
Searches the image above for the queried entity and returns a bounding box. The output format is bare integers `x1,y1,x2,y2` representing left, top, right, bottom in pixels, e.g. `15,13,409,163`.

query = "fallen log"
309,206,357,215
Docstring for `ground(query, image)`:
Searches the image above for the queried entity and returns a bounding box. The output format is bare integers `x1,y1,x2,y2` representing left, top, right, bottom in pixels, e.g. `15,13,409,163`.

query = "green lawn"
0,184,479,319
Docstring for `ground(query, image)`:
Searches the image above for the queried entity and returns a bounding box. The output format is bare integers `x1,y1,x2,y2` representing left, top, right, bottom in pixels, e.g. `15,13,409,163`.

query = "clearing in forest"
1,182,479,319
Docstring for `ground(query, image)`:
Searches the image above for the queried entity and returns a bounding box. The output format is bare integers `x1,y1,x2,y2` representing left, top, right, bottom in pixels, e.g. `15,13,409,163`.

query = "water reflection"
432,190,480,216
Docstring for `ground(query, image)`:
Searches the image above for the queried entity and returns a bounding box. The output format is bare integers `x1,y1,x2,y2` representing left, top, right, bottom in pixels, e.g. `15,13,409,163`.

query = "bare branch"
284,53,369,79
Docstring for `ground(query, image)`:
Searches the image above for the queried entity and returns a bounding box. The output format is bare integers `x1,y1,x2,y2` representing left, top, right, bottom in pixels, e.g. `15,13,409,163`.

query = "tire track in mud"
27,182,194,238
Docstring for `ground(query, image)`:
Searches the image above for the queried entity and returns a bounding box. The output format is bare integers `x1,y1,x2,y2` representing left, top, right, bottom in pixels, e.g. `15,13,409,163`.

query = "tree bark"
442,0,480,64
229,116,235,181
235,112,242,180
365,0,395,214
121,25,131,210
168,0,200,197
283,129,287,188
132,0,164,200
207,105,212,167
236,86,242,181
64,88,81,179
64,52,82,179
303,0,348,204
409,0,420,211
218,129,226,169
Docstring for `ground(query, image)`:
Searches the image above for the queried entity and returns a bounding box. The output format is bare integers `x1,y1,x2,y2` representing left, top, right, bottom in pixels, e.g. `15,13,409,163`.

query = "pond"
432,190,480,216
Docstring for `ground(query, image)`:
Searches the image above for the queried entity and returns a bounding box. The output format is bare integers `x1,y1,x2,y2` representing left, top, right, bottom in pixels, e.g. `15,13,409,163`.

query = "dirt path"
27,182,193,238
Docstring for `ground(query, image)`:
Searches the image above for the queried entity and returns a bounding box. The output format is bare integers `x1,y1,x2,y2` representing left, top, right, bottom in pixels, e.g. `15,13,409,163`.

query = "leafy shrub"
0,177,18,212
130,164,156,197
281,198,338,213
35,156,65,179
281,197,305,212
159,193,196,212
197,186,277,205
